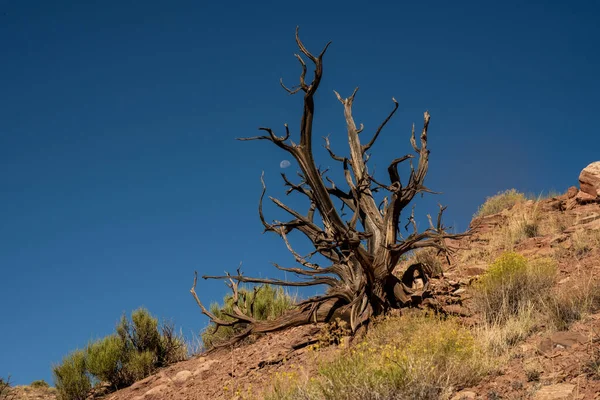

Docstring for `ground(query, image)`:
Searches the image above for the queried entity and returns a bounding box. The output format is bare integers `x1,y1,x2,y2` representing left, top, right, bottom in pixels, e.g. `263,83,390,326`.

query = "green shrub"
118,308,161,354
474,189,526,218
53,350,91,400
158,322,188,364
30,380,50,388
53,308,187,399
266,314,492,400
86,335,128,389
473,252,556,323
202,284,296,348
125,350,155,382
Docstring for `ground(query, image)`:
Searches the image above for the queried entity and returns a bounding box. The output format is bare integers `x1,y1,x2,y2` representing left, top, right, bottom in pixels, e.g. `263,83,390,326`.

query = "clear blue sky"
1,0,598,386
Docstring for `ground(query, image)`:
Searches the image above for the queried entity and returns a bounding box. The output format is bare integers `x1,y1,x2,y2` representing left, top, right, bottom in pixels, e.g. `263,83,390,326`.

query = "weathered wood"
192,27,466,348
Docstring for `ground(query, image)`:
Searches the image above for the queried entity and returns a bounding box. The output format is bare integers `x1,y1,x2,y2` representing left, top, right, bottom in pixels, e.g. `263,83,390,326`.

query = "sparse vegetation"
53,308,186,400
412,248,444,277
193,28,464,347
0,376,14,400
266,313,492,400
475,303,539,355
310,318,352,350
570,228,600,257
30,380,50,389
53,350,91,400
544,278,600,330
474,189,527,218
202,284,296,348
538,212,574,236
473,252,556,323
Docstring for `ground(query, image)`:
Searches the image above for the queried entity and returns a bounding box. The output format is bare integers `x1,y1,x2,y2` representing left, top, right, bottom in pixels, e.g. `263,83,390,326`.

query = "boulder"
579,161,600,198
173,370,192,384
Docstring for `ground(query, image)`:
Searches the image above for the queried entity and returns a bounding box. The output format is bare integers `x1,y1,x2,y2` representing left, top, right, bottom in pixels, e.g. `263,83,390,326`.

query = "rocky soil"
95,188,600,400
14,165,600,400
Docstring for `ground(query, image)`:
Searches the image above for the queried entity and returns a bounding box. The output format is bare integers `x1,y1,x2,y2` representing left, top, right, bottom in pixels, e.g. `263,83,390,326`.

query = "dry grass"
469,253,559,357
0,376,14,400
411,248,445,277
486,202,542,251
474,303,540,356
544,277,600,330
570,228,600,258
474,189,527,218
265,314,493,400
537,212,575,236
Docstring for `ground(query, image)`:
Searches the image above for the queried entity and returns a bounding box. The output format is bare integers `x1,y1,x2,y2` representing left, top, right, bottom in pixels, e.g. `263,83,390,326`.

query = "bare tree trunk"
191,27,466,349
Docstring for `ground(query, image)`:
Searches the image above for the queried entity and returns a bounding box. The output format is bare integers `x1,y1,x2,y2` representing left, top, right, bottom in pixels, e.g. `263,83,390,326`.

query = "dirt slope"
59,192,600,400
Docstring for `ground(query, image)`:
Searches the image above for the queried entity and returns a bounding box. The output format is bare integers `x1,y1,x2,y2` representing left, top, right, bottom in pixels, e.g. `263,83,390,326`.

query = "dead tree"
191,28,463,348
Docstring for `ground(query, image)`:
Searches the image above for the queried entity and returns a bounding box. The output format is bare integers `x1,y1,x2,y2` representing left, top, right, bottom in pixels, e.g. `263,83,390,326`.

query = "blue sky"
1,0,598,386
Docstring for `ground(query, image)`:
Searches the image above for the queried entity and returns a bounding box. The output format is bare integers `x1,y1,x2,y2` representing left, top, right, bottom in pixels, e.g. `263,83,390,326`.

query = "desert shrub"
473,252,556,323
310,318,352,350
53,350,91,400
266,314,492,400
158,322,188,364
545,278,600,330
538,212,574,236
570,228,600,257
125,350,155,382
474,189,526,218
30,380,50,388
475,303,539,355
489,202,543,252
86,335,128,389
118,308,161,354
54,308,186,399
202,284,296,348
117,308,186,367
412,248,444,277
0,376,14,400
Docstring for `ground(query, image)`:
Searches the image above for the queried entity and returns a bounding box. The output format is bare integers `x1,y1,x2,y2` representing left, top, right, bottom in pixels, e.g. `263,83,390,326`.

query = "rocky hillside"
3,382,57,400
11,161,600,400
95,162,600,400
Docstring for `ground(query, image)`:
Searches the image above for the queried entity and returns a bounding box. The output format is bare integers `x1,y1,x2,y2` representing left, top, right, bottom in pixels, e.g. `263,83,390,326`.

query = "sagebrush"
472,252,556,323
266,314,492,400
474,189,526,218
202,284,296,348
53,308,186,400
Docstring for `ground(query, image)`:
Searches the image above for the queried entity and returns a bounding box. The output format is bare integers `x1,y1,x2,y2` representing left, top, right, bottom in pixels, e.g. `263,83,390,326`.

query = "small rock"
533,383,575,400
451,390,477,400
173,370,192,384
453,288,467,295
143,384,169,398
576,190,597,204
566,186,578,199
193,359,219,376
550,331,588,348
539,332,587,353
